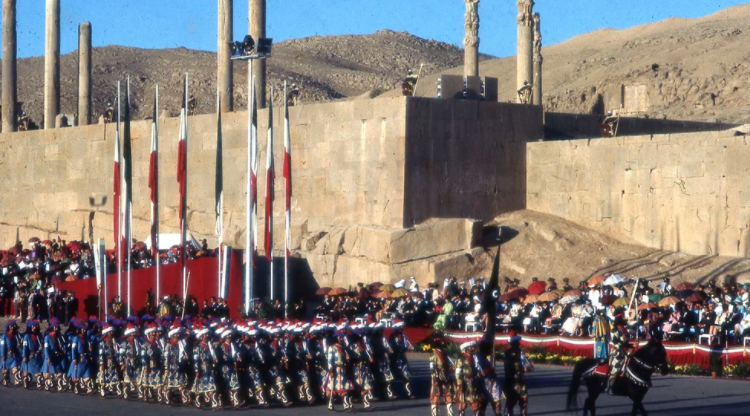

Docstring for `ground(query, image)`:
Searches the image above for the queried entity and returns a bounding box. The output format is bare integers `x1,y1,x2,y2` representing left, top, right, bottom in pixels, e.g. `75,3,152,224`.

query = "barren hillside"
396,4,750,124
1,30,492,121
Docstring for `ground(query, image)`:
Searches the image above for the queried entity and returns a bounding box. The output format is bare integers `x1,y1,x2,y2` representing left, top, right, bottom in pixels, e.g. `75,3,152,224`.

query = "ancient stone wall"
527,130,750,257
403,98,541,226
0,97,407,249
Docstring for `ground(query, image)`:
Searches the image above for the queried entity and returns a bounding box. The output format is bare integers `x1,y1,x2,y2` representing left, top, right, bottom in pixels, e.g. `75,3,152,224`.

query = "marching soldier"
67,323,93,395
455,341,479,416
1,320,21,386
387,319,415,399
192,323,219,409
287,324,316,404
118,322,140,399
42,319,66,391
429,336,455,416
98,324,121,397
216,326,242,408
21,320,43,390
162,323,190,405
139,323,163,402
327,331,355,412
502,332,531,416
347,324,377,410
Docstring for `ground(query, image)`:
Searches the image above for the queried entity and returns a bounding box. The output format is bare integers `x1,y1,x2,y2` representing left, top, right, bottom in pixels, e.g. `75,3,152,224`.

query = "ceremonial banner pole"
215,88,225,298
177,74,189,299
283,81,292,317
123,78,133,315
115,82,122,300
265,85,275,300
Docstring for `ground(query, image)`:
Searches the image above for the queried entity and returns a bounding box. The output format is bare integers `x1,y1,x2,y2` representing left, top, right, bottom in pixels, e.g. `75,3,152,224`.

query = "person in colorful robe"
347,324,377,410
593,309,611,361
455,341,480,416
98,324,121,397
502,333,530,416
430,336,455,416
605,313,631,395
288,324,316,404
192,323,219,409
139,323,163,402
67,324,93,394
162,323,189,405
216,326,241,408
387,319,415,399
42,319,66,391
1,320,21,387
117,323,141,399
326,332,355,412
21,320,44,389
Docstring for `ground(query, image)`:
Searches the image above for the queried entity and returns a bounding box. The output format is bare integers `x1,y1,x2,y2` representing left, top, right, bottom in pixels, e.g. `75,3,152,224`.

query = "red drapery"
55,249,243,319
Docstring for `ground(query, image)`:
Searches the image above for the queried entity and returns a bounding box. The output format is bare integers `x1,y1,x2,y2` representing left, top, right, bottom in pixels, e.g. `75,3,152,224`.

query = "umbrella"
357,291,371,299
315,287,332,296
613,297,630,307
588,275,607,286
603,274,627,286
528,281,547,295
524,294,540,303
648,293,663,303
376,291,393,299
685,293,705,303
637,302,658,310
66,241,83,252
674,282,695,291
368,282,383,292
560,294,580,304
538,292,560,302
552,289,565,296
391,288,408,298
28,237,40,244
600,295,618,306
380,284,397,293
564,290,582,297
659,296,680,306
41,240,54,246
328,287,347,296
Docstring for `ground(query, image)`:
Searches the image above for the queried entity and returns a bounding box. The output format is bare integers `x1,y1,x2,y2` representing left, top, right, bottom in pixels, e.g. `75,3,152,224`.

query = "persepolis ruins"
0,0,745,289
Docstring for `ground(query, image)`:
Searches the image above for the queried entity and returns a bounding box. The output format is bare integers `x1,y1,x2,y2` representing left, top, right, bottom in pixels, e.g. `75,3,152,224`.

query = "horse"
566,340,669,416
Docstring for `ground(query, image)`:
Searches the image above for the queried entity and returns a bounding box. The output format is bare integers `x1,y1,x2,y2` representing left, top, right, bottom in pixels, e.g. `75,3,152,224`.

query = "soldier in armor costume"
605,313,631,395
502,333,530,416
266,328,293,406
287,324,316,404
327,332,355,412
118,323,141,399
347,324,377,410
455,341,480,416
42,319,66,391
162,323,190,405
21,320,44,390
429,336,456,416
216,326,242,408
192,323,219,409
98,324,121,397
387,319,415,399
139,323,164,402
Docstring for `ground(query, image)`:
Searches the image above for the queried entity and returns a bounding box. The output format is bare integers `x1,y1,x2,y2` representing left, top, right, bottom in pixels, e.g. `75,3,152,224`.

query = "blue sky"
2,0,747,59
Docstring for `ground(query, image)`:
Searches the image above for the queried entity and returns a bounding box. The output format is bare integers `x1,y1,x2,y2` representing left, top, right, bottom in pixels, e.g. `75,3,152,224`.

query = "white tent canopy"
143,233,202,251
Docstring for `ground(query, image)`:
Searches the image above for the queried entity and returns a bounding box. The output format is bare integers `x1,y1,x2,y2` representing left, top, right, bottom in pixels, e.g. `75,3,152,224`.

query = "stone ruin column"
44,0,61,129
78,22,92,126
532,13,543,106
463,0,480,77
516,0,534,103
218,0,233,112
2,0,17,133
249,0,267,108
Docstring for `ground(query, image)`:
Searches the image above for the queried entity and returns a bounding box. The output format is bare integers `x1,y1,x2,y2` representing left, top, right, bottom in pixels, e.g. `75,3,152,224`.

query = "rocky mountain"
2,30,492,122
401,4,750,123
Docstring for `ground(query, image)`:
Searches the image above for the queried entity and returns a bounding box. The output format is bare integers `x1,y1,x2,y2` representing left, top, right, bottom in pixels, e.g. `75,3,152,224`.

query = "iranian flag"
177,74,189,295
215,88,225,297
283,81,292,315
113,83,122,297
149,85,160,299
264,85,275,299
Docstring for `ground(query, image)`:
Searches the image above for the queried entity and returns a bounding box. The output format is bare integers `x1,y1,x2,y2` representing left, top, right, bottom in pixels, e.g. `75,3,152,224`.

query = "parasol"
380,284,397,293
552,288,565,296
328,287,347,296
368,282,383,292
613,297,630,307
648,293,663,303
674,282,695,291
528,281,547,295
685,293,705,303
376,291,393,300
315,287,332,296
658,296,680,306
524,294,540,303
603,274,627,286
637,302,658,310
391,288,408,298
28,237,40,244
564,289,582,297
357,291,371,299
600,295,618,306
560,294,580,304
538,292,560,302
588,275,607,286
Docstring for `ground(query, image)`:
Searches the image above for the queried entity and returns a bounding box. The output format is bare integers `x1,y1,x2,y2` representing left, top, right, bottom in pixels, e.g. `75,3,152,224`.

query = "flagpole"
155,84,160,302
217,88,222,298
116,82,122,300
245,63,256,316
283,80,290,318
266,85,274,301
126,77,132,316
181,73,189,301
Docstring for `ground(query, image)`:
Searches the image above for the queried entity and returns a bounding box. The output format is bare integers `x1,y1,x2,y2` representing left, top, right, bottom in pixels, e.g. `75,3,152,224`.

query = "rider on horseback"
605,313,632,395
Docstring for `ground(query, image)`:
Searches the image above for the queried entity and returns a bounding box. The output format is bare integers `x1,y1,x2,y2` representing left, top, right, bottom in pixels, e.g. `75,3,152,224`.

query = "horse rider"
605,313,632,395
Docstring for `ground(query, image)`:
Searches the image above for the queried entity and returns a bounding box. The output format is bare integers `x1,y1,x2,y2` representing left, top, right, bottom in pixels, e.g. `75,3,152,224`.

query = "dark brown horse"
566,340,669,416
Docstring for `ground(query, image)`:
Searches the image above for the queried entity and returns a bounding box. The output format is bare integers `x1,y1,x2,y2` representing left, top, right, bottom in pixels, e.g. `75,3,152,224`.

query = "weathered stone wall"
527,130,750,257
0,97,407,249
403,98,542,226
